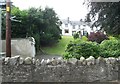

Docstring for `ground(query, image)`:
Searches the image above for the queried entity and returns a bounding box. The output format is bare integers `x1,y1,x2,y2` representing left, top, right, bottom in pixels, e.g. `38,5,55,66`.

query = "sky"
11,0,89,21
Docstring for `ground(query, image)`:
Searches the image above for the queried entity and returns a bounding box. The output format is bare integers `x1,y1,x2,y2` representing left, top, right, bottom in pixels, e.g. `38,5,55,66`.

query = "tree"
2,6,62,51
11,6,28,38
85,1,120,36
40,7,62,45
1,10,6,39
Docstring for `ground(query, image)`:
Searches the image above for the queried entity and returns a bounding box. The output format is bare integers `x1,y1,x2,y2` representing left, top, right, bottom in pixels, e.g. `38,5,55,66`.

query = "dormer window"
65,24,68,27
73,25,75,29
78,25,80,29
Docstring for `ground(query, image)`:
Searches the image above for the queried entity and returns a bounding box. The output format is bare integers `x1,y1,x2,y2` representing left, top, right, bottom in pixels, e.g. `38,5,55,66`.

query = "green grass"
41,36,73,55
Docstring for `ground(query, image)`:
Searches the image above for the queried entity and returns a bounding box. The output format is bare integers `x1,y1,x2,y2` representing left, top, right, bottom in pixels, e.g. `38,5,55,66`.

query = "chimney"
67,17,70,23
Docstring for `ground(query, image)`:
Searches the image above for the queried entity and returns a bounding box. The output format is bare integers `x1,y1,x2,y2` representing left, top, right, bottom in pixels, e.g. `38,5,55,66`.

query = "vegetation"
100,40,120,58
85,2,120,36
81,36,88,41
2,6,62,51
2,3,120,58
63,39,100,59
88,32,108,43
65,1,120,59
73,33,79,39
63,36,120,59
42,36,73,55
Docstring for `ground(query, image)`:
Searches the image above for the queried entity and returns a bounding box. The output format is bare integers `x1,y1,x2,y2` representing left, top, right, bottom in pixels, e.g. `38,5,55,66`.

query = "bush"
108,36,116,40
73,33,79,39
63,40,100,59
88,32,108,43
100,40,120,58
81,36,88,41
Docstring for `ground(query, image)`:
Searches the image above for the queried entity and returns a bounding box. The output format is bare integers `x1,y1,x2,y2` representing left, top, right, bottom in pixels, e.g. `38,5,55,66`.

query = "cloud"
11,0,88,20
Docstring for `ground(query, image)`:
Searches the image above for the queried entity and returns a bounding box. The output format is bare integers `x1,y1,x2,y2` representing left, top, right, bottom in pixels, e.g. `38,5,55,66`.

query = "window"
65,29,69,33
73,25,75,29
65,24,68,27
78,25,80,29
83,25,86,27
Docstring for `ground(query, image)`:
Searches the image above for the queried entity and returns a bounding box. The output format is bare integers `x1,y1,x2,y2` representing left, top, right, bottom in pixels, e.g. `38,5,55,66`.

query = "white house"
60,18,92,36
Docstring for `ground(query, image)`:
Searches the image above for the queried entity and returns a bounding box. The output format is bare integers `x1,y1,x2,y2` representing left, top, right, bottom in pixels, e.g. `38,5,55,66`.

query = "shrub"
100,40,120,58
81,36,88,41
63,40,100,59
108,36,116,40
73,33,79,39
88,32,108,43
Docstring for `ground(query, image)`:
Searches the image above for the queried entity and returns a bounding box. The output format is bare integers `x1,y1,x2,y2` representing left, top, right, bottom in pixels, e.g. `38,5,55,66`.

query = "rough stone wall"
1,56,120,82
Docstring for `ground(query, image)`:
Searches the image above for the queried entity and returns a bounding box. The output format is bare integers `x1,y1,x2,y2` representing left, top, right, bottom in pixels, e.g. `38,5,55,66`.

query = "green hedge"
100,40,120,58
63,39,100,59
63,39,120,59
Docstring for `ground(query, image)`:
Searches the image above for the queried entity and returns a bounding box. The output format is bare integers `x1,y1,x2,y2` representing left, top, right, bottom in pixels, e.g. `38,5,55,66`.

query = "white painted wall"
1,37,36,58
61,24,73,36
61,19,93,36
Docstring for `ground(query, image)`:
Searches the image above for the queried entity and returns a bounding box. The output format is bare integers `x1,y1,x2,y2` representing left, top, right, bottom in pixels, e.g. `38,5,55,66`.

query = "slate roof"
61,19,91,26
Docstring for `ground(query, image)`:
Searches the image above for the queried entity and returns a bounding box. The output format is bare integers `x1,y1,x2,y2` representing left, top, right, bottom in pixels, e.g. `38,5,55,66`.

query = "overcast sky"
11,0,89,21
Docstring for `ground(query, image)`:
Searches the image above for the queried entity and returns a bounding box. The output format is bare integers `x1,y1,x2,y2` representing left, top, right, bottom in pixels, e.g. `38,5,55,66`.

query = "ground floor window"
65,29,69,33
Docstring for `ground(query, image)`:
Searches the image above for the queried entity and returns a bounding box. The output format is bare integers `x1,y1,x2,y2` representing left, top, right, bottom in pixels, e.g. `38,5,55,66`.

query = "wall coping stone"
1,55,120,66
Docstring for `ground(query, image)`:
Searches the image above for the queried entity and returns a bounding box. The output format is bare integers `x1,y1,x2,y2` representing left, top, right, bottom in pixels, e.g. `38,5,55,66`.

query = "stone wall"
1,37,35,58
1,56,120,82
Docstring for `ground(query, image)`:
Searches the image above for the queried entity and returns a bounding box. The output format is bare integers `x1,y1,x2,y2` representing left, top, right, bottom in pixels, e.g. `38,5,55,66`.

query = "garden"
41,36,73,55
63,32,120,59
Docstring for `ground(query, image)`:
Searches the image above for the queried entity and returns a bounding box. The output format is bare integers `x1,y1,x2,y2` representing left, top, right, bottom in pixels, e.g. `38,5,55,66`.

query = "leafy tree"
40,7,62,45
1,11,6,39
2,6,62,51
2,6,29,39
11,6,28,38
85,1,120,35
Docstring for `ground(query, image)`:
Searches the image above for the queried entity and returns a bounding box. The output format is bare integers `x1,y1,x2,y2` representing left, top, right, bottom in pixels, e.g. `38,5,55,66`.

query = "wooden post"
6,0,11,57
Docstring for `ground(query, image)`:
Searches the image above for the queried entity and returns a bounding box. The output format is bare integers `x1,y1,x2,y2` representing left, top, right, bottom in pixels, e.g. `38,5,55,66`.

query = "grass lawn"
41,36,73,55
